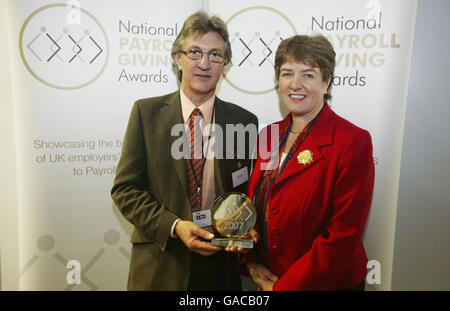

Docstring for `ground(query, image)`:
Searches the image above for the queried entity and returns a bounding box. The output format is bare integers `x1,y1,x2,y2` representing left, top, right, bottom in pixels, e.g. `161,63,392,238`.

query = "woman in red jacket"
242,35,375,290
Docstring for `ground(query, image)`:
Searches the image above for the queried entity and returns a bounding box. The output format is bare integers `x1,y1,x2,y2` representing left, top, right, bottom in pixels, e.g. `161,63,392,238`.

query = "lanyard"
254,105,324,216
275,108,321,179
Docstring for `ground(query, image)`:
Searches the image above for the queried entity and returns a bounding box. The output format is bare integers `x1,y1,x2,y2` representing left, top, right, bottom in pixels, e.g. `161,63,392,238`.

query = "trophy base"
211,238,254,249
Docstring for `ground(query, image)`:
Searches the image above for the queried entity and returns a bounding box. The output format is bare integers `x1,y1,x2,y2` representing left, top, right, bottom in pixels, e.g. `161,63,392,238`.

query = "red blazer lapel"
274,104,336,186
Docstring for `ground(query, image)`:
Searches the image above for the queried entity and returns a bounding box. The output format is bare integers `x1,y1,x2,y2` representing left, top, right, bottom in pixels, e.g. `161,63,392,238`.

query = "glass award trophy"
211,192,257,249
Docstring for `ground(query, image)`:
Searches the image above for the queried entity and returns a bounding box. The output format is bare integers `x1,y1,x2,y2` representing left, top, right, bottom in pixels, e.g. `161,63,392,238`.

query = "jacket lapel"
213,97,233,196
274,104,336,186
160,91,189,197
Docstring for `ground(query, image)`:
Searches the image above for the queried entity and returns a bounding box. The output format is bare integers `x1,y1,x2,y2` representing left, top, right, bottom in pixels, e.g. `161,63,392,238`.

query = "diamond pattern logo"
224,6,297,94
19,4,109,90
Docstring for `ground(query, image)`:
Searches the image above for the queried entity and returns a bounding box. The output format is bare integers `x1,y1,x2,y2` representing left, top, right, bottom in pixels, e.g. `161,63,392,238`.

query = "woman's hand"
247,262,278,291
224,229,260,254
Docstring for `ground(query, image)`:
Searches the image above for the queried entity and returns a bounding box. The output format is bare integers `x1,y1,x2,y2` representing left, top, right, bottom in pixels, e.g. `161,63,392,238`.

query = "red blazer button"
272,245,280,253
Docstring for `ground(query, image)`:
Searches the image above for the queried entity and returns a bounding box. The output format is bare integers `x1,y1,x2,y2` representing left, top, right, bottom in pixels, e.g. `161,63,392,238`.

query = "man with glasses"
112,11,258,290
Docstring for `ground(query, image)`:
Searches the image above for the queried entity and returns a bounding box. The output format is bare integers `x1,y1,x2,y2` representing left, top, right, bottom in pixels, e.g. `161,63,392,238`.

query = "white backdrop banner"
4,0,417,290
210,0,417,290
7,0,202,290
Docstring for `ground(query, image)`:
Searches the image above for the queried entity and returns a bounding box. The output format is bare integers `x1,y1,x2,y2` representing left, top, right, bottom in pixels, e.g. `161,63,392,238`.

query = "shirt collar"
180,89,215,124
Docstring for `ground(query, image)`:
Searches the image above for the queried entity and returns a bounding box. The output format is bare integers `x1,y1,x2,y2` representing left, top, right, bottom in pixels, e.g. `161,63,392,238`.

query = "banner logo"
224,6,296,94
19,3,109,90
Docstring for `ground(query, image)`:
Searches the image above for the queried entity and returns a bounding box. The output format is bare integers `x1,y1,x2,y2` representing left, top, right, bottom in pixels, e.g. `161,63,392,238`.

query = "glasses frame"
180,48,226,64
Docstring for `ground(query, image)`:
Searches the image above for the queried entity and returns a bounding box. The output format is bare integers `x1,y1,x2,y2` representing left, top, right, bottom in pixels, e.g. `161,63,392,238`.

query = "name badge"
192,209,212,228
232,166,249,188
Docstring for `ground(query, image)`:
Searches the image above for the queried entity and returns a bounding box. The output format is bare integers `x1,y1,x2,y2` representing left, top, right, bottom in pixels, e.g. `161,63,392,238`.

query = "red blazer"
243,104,375,290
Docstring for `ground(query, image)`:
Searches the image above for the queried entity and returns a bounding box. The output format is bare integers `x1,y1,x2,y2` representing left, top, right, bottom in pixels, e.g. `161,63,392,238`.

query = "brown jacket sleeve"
111,101,178,252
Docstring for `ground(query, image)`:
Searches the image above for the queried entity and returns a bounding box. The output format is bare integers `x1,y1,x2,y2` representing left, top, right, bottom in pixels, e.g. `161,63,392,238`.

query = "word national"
312,13,382,31
119,20,178,36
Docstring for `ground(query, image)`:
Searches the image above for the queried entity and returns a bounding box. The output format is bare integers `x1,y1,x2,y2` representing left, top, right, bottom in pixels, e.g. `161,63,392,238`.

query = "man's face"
174,31,227,103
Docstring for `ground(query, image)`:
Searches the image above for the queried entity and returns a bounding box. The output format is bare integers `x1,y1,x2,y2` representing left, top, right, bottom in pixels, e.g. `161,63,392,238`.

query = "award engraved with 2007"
211,192,257,249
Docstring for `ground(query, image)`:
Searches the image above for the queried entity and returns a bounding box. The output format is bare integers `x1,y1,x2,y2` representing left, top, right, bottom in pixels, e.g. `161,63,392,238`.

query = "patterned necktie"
187,108,204,212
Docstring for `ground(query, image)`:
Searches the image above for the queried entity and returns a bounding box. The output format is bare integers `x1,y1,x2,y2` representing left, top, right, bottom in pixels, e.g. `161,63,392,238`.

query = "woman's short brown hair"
274,35,336,100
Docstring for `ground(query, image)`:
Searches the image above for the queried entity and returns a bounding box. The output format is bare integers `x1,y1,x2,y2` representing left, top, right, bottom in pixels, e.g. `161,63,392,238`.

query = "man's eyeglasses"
180,49,225,63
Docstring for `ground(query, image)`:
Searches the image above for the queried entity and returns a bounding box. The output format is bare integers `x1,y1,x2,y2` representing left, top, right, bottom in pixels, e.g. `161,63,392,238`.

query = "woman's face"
278,59,330,120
